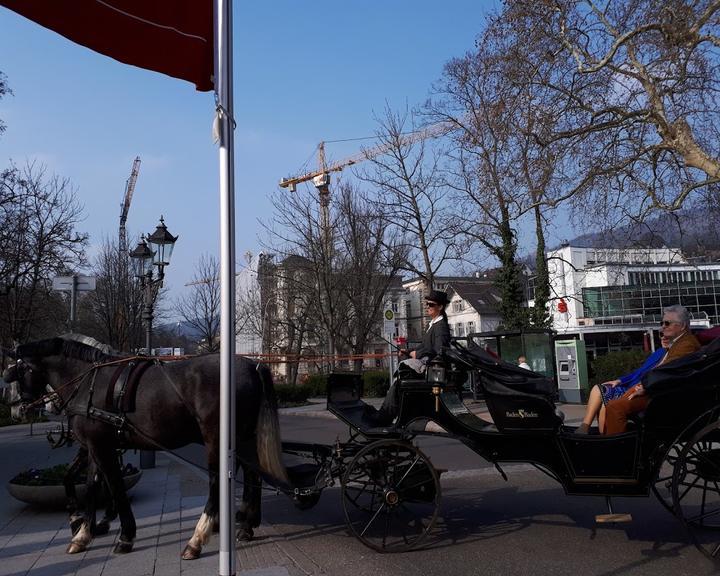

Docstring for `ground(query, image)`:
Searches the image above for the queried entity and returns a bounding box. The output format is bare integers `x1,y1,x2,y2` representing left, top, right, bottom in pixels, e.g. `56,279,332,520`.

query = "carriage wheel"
341,439,440,553
672,420,720,561
653,441,685,516
653,408,720,516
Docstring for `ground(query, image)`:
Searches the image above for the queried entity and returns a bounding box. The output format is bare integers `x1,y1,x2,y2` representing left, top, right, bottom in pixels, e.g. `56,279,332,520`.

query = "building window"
452,300,465,312
467,321,475,334
456,323,465,337
374,348,383,368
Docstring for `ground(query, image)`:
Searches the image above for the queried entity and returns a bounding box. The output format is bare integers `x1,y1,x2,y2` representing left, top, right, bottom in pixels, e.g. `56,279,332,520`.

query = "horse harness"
87,358,159,433
85,359,156,431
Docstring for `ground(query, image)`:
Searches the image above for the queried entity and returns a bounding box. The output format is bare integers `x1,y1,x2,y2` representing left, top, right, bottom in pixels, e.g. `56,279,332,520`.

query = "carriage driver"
368,289,452,426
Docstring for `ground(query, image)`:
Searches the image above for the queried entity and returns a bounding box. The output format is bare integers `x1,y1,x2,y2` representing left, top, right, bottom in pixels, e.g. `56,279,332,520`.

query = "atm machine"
554,339,589,403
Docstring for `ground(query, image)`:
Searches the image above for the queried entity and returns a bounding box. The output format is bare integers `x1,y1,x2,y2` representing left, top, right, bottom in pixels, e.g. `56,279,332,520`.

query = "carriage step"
595,513,633,523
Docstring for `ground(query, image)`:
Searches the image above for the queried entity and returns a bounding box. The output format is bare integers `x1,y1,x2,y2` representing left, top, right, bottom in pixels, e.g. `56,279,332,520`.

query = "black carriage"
282,337,720,558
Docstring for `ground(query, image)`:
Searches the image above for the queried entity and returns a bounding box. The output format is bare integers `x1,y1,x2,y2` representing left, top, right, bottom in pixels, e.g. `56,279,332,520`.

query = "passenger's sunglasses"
660,320,679,327
425,301,439,308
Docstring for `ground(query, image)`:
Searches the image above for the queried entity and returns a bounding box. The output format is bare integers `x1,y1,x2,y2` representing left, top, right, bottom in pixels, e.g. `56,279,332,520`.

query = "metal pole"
69,275,78,333
217,0,236,573
145,277,153,353
139,275,156,470
387,342,394,387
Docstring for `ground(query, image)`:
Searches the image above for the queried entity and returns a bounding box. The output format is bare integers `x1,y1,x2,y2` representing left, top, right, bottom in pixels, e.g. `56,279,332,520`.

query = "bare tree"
174,254,221,352
264,179,404,376
0,161,87,344
0,71,10,138
265,177,344,369
360,106,456,293
427,39,534,329
502,0,720,217
81,237,144,351
334,184,406,370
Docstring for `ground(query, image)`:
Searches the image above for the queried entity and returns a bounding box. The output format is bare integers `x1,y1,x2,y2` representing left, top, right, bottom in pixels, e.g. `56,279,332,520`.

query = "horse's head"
5,338,66,419
3,359,49,419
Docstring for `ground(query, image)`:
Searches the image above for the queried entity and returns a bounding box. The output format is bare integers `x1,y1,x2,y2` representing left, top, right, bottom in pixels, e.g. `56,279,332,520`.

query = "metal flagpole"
216,0,236,574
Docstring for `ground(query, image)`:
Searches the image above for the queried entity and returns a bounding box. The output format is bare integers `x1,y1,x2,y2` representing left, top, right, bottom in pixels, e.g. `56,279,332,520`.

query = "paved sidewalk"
0,399,587,576
0,422,299,576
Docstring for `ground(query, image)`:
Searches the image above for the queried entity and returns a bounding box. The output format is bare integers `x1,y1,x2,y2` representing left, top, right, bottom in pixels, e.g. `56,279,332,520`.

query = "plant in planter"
7,461,142,509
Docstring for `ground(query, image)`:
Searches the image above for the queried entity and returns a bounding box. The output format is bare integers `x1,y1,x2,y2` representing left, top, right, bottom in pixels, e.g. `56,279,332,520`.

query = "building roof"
446,281,503,315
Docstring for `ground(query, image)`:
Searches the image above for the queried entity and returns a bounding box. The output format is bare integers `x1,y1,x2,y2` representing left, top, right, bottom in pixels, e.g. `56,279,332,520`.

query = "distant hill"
155,320,207,341
555,209,720,261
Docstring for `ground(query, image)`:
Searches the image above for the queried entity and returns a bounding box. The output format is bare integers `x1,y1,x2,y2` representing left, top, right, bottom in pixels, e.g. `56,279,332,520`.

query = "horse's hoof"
66,542,87,554
236,527,254,542
113,539,134,554
94,520,110,536
181,543,201,560
69,517,84,537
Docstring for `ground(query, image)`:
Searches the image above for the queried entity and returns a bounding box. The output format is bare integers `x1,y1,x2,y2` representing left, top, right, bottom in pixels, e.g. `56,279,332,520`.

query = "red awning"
0,0,214,91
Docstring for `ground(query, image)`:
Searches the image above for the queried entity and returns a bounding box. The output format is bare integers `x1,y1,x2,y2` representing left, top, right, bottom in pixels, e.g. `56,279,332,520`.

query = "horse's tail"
255,364,290,486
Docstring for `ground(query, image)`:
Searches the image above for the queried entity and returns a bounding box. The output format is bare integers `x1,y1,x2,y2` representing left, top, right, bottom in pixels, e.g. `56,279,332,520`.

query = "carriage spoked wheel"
653,408,720,516
341,439,441,553
671,420,720,561
653,440,686,515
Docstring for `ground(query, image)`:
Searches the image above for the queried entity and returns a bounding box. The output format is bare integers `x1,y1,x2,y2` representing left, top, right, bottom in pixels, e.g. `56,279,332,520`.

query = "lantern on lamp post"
130,216,178,355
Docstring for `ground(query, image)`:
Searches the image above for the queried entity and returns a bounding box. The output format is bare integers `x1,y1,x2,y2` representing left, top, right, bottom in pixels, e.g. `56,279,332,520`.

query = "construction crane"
279,120,457,250
279,120,457,193
119,156,141,256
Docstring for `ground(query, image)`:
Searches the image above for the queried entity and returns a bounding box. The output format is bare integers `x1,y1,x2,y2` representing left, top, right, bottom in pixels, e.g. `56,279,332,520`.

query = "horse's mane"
60,333,116,355
17,335,123,364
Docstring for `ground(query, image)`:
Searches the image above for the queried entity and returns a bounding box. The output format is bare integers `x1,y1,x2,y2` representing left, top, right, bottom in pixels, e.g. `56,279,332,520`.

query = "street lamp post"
130,216,178,469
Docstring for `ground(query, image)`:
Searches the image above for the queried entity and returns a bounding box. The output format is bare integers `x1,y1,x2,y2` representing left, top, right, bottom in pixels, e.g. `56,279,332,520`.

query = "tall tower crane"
279,120,457,193
278,120,457,247
119,156,141,255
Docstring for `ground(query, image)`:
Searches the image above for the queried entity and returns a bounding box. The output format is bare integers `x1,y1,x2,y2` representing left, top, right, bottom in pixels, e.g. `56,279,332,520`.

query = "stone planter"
6,470,142,509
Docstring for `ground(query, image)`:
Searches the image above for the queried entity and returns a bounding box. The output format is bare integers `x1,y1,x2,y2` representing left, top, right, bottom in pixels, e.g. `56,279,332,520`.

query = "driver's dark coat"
412,315,451,360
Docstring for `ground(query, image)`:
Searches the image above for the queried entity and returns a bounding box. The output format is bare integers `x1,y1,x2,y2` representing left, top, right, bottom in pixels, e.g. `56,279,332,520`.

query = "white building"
445,281,502,337
235,254,263,355
547,244,719,354
547,245,686,331
401,276,503,346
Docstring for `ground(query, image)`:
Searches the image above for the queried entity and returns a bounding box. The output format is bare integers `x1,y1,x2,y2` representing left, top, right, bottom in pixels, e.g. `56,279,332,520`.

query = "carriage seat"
627,338,720,434
326,372,402,436
481,373,562,433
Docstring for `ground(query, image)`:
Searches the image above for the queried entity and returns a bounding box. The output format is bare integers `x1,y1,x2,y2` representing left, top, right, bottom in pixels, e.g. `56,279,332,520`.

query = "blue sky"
0,1,501,303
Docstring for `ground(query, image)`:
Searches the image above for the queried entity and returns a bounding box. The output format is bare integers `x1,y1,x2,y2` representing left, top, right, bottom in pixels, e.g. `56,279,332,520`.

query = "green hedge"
275,383,312,406
274,370,391,406
589,349,648,386
363,370,390,397
304,373,328,397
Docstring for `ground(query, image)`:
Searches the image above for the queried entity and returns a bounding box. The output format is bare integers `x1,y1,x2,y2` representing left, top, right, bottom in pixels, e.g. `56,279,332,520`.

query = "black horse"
8,336,290,559
4,349,119,538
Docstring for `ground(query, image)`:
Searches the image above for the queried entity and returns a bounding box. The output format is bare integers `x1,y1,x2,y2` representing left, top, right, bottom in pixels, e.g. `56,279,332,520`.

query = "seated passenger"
575,336,670,434
604,305,700,434
576,304,700,435
370,290,451,425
